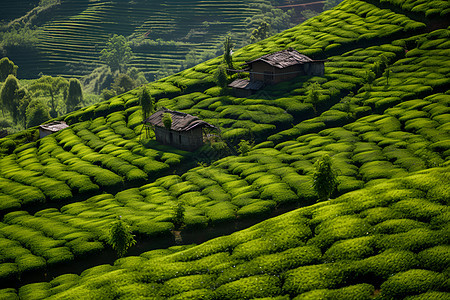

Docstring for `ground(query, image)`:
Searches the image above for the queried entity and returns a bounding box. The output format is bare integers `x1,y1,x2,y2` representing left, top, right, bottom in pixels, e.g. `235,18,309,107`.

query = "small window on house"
179,134,182,144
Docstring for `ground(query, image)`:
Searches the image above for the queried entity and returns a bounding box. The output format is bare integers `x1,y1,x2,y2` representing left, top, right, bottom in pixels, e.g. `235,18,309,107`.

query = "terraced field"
6,0,261,79
0,0,448,298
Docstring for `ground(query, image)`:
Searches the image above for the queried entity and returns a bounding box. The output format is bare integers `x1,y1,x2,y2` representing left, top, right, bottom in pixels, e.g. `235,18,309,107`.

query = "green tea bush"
0,288,18,300
293,283,375,300
373,219,427,234
205,202,236,224
358,250,418,279
282,263,345,294
324,236,374,262
380,269,447,299
417,245,450,272
16,254,46,273
308,216,370,250
158,274,213,297
18,282,51,300
392,199,446,222
214,275,282,299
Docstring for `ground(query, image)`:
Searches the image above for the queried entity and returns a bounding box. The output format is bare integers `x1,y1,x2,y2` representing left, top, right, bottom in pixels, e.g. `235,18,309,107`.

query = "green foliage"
162,113,172,130
214,65,228,90
223,36,234,70
100,34,133,73
107,218,136,258
237,139,252,156
29,76,69,118
0,57,18,82
66,78,83,113
172,201,185,230
312,154,338,201
25,99,50,128
0,75,21,122
139,87,154,121
380,269,447,299
111,74,136,95
250,22,271,43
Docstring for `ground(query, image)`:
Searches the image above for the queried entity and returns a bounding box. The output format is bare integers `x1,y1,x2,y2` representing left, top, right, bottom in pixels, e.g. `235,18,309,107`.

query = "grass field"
0,0,448,297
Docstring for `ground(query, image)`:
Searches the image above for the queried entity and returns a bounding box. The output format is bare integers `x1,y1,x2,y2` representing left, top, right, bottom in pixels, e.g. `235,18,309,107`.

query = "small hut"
229,48,325,96
39,121,69,139
143,108,217,151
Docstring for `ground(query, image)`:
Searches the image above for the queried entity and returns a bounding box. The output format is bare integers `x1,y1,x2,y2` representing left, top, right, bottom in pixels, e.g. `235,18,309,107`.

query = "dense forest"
0,0,449,299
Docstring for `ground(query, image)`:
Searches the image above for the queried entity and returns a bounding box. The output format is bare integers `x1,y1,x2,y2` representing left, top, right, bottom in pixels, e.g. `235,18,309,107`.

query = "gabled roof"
144,108,217,132
228,79,264,91
246,48,322,69
39,121,69,132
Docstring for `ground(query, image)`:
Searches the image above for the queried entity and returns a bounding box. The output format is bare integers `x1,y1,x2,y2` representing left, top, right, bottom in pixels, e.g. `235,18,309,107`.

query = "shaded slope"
3,165,448,299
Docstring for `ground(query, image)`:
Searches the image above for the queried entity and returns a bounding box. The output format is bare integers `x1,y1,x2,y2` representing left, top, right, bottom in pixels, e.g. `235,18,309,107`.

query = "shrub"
0,288,18,300
282,263,345,295
417,245,450,272
18,282,51,300
294,283,375,300
158,274,213,297
324,236,374,262
308,215,370,250
16,254,46,273
214,275,282,299
358,250,418,279
237,202,274,218
205,202,236,224
380,269,447,299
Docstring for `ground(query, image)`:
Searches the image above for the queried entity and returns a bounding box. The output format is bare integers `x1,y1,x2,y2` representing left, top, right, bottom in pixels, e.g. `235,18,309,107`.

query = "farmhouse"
143,108,217,151
39,121,69,139
229,48,325,96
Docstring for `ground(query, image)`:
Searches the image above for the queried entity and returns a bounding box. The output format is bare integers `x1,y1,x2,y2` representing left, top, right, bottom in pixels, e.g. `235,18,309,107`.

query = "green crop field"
2,0,265,79
0,0,449,298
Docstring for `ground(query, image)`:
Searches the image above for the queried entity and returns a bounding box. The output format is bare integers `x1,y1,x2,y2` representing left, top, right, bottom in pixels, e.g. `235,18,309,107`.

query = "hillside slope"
0,0,448,298
3,166,450,299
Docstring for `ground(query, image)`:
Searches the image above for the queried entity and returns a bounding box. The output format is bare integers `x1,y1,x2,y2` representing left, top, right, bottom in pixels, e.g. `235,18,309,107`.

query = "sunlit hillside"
0,0,449,298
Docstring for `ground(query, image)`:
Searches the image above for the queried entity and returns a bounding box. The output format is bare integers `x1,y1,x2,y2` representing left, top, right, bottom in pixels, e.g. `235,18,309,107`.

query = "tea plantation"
0,0,449,298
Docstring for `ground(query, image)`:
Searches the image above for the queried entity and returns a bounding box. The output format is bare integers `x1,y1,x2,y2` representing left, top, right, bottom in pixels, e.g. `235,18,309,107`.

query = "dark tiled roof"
144,108,217,131
246,49,319,69
39,121,69,132
228,79,264,90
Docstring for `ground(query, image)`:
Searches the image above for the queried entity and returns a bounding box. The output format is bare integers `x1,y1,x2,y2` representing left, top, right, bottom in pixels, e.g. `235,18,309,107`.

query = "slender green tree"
26,99,50,128
140,87,154,121
66,78,83,113
172,201,185,230
223,36,234,70
1,74,20,120
29,75,69,118
162,112,172,130
364,70,376,91
100,34,133,73
0,57,18,82
140,87,154,139
306,82,321,114
214,65,228,90
107,217,136,258
312,154,338,202
384,68,391,85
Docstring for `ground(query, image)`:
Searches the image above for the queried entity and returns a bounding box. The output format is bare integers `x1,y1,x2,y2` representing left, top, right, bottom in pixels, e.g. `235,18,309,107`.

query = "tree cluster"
0,57,84,130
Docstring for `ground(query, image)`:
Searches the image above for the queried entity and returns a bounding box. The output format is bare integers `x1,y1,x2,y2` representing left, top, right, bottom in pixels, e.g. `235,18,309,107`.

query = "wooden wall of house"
250,61,276,83
154,126,204,151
